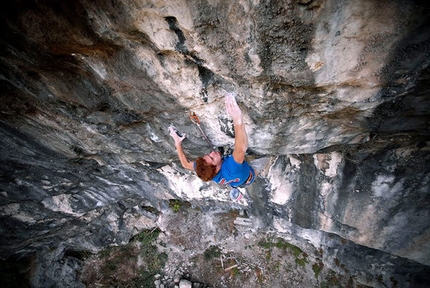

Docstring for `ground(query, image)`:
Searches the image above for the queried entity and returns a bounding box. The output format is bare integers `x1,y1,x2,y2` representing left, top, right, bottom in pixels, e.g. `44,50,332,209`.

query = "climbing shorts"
238,166,255,188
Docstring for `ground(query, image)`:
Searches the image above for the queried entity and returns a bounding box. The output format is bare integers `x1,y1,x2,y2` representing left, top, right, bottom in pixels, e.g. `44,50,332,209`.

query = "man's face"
203,150,222,167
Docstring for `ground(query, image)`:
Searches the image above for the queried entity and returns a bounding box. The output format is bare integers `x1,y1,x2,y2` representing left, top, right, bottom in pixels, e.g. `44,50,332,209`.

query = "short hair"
195,157,217,181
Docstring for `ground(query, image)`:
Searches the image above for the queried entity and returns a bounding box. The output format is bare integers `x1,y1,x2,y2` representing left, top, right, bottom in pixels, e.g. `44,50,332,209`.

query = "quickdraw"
189,112,216,150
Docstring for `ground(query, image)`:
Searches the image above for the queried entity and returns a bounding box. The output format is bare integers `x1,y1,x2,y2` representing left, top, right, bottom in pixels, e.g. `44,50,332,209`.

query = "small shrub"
265,250,272,261
259,237,308,268
171,201,181,212
312,262,324,278
204,245,221,260
131,228,160,245
295,253,309,268
257,239,273,249
141,205,160,215
325,270,341,287
133,228,167,286
230,267,240,278
168,199,191,213
86,228,167,288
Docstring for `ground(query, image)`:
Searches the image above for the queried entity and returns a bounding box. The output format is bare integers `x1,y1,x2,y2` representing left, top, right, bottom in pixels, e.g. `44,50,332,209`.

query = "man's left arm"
169,127,194,170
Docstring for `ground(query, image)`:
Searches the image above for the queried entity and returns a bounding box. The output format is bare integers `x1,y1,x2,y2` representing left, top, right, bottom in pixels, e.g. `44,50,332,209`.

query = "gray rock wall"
0,0,429,285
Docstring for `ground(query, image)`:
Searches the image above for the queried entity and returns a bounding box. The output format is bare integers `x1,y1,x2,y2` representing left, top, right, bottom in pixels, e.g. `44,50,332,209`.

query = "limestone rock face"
0,0,429,285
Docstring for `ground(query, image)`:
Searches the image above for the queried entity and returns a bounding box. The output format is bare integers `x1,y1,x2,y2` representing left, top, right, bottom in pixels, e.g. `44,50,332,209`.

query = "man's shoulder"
221,155,235,166
222,155,247,166
221,155,249,173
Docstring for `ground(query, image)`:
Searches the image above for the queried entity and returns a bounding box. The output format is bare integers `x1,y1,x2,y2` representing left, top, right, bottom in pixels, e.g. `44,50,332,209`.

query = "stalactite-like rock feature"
0,0,429,286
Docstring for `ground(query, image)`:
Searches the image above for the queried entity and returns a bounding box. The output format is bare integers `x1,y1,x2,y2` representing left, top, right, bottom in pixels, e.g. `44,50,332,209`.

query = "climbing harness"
189,112,217,151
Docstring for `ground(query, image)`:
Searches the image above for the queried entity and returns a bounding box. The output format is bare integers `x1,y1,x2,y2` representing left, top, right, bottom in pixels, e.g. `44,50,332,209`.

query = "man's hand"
225,93,243,124
169,125,186,146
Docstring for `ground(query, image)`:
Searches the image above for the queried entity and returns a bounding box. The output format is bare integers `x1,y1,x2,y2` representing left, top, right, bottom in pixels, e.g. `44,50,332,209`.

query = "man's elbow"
182,161,194,171
240,142,248,154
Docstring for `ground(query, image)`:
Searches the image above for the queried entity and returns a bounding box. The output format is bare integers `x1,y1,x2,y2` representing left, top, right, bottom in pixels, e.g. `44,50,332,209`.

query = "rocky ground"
78,202,359,288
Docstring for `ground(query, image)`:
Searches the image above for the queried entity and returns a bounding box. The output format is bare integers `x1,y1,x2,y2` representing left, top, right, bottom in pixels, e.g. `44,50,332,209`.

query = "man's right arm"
169,126,194,171
225,94,248,164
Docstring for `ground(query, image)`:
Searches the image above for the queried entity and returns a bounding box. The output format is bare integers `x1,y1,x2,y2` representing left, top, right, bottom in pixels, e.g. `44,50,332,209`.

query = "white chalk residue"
0,202,36,224
288,155,301,170
267,159,293,205
318,213,335,231
13,213,37,224
41,194,83,217
106,211,120,234
273,217,326,249
371,175,402,199
327,152,342,178
124,212,157,231
149,131,162,142
320,181,333,197
270,180,293,205
273,217,291,233
81,56,107,79
0,203,20,216
313,152,342,178
158,165,222,201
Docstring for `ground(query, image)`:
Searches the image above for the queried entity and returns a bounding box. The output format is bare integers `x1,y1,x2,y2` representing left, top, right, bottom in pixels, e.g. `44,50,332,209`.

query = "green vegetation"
312,261,324,279
82,228,167,288
274,239,304,258
258,237,309,268
230,267,240,278
258,239,273,249
168,199,192,213
141,205,160,215
258,238,303,257
133,228,167,287
295,253,309,267
273,261,282,272
204,245,221,260
321,270,342,288
131,228,161,245
169,199,182,212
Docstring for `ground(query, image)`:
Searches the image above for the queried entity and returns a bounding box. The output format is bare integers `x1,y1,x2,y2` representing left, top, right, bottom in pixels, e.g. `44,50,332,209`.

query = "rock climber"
169,93,255,197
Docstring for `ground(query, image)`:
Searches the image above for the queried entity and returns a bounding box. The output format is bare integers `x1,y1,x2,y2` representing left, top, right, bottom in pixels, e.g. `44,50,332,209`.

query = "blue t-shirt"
212,155,254,187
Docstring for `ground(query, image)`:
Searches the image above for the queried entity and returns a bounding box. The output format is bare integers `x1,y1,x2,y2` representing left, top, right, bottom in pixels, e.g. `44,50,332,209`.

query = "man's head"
195,150,222,181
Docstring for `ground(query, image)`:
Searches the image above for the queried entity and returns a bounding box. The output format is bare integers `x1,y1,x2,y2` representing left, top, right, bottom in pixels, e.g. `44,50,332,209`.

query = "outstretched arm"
225,94,248,164
169,126,194,170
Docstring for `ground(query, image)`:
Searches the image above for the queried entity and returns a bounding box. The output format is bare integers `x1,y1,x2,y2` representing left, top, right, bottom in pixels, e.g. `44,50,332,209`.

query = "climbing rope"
189,112,216,150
